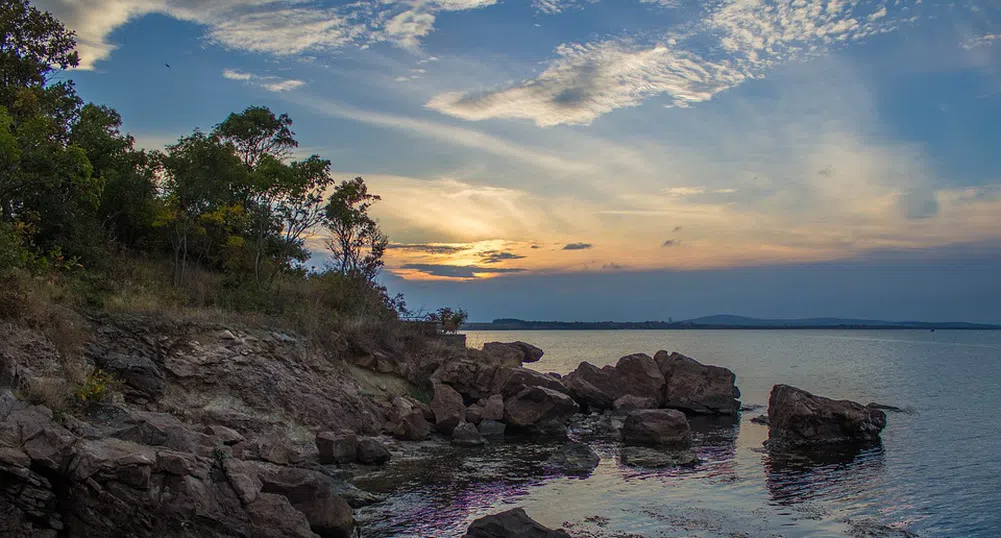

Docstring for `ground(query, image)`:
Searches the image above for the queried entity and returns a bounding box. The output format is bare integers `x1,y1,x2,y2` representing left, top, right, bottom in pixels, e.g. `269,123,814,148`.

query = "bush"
73,369,118,404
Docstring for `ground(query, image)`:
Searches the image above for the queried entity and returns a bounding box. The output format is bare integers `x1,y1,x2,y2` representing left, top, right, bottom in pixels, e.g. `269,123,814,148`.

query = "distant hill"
464,315,1001,331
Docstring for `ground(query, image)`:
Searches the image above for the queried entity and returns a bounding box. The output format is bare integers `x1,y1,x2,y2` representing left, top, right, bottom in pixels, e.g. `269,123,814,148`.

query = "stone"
478,420,506,439
655,351,741,415
224,458,263,505
621,409,691,448
466,404,484,425
250,462,355,538
620,446,698,468
482,341,545,366
767,384,887,449
431,383,466,435
482,394,505,421
751,414,769,425
499,367,569,398
564,362,619,411
430,359,503,400
451,422,487,447
96,353,167,401
612,395,659,412
612,353,665,405
245,493,318,538
503,387,579,430
391,411,431,441
204,424,245,445
316,431,358,465
356,439,391,465
546,442,600,474
463,507,571,538
156,450,211,478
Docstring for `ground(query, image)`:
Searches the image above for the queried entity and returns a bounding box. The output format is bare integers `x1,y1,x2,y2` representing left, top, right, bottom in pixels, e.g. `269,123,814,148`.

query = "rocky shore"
0,314,890,537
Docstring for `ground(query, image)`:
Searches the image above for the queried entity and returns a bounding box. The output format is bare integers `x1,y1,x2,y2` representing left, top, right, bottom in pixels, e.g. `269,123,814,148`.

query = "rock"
482,341,545,365
867,402,909,414
621,409,691,448
241,434,300,465
451,422,487,447
316,431,358,465
655,351,741,415
94,353,167,401
224,458,263,505
463,507,571,538
482,394,505,421
250,462,356,538
478,420,506,439
750,414,769,425
204,424,245,445
431,383,466,435
246,493,319,538
499,367,569,397
356,438,391,464
612,395,659,412
767,384,887,449
431,359,504,400
503,386,579,431
156,450,211,478
564,362,619,411
613,353,665,405
391,411,431,441
546,442,600,474
620,446,698,468
466,404,484,425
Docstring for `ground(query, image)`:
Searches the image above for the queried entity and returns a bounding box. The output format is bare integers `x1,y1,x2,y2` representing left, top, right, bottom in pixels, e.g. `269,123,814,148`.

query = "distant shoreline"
464,317,1001,331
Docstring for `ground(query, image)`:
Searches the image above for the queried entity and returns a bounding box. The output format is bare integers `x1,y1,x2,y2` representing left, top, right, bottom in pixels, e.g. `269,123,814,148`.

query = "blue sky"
39,0,1001,322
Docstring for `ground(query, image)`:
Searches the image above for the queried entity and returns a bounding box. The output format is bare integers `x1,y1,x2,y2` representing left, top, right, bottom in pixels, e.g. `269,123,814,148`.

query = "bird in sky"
164,62,171,69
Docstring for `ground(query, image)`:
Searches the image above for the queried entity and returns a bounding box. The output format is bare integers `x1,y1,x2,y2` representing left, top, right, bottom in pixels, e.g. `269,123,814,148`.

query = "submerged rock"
767,384,887,449
621,409,691,448
356,438,392,465
463,507,571,538
655,351,741,415
451,422,487,447
867,402,909,414
620,446,698,468
751,414,770,425
546,442,600,474
478,419,506,439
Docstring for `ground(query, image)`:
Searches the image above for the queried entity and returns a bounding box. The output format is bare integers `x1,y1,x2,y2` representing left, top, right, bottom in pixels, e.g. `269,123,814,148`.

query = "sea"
354,330,1001,537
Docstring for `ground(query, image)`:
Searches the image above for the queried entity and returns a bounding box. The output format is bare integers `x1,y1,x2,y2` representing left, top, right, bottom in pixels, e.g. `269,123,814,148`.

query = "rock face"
451,422,487,447
545,442,600,474
356,439,392,465
499,367,568,398
0,389,359,538
655,351,740,415
612,395,659,412
621,409,691,448
767,384,887,449
463,507,571,538
503,387,579,431
431,383,466,435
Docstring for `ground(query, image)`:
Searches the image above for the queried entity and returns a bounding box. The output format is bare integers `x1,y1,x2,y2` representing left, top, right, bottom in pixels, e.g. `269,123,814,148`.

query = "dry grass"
19,376,71,410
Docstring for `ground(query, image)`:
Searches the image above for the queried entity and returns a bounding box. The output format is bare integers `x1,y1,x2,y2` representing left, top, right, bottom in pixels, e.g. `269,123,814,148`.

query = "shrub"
73,369,118,404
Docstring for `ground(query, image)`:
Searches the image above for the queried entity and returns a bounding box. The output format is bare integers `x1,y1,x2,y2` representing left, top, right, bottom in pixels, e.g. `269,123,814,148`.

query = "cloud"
222,69,304,92
400,263,525,278
963,34,1001,50
673,226,683,232
35,0,501,69
480,251,527,263
387,243,470,255
533,0,579,15
661,239,680,247
563,242,593,250
427,0,904,126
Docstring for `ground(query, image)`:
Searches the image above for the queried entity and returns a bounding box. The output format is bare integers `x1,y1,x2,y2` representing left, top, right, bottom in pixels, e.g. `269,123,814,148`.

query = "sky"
37,0,1001,322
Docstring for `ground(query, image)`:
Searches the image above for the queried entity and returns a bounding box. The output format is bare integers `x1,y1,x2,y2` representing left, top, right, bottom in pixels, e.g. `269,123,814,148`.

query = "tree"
0,0,79,106
325,177,386,281
213,106,296,170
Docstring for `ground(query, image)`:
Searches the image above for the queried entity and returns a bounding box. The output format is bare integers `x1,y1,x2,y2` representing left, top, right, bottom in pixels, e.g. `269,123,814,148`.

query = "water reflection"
764,444,886,505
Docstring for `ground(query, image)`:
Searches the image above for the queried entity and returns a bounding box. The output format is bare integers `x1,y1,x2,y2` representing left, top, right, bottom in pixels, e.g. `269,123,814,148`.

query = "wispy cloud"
480,251,527,263
222,69,304,92
400,263,525,279
387,243,470,255
563,242,593,250
661,239,680,247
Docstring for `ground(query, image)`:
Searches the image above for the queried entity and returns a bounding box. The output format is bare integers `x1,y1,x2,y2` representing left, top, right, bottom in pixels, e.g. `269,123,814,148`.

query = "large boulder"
251,462,355,538
564,362,619,411
767,384,887,449
463,507,571,538
482,394,505,421
612,395,659,412
621,409,691,448
482,341,545,365
94,353,167,401
503,387,579,430
655,351,740,415
620,446,698,468
356,439,391,465
385,396,431,441
499,367,569,398
612,354,665,405
431,383,466,435
431,359,505,400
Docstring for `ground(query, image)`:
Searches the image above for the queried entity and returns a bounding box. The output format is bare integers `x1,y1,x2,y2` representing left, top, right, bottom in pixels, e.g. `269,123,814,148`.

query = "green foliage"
408,386,434,405
326,177,387,281
427,307,469,333
73,369,117,404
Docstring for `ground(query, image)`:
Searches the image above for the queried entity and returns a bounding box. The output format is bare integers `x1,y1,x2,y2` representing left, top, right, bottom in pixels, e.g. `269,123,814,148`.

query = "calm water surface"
356,330,1001,537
